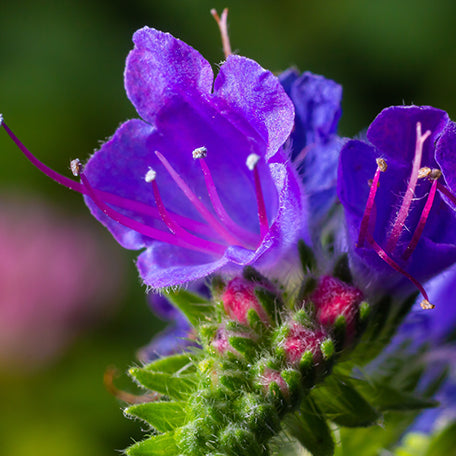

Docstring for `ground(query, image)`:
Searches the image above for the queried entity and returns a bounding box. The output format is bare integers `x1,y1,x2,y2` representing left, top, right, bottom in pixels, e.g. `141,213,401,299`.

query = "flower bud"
221,277,272,325
310,275,364,344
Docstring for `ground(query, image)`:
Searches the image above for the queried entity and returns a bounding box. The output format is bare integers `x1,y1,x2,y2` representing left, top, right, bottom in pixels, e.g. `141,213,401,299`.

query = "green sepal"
228,336,257,360
143,353,196,375
254,287,282,324
285,397,335,456
311,376,380,427
125,401,186,432
246,308,268,335
129,368,197,400
125,431,179,456
348,376,439,412
163,288,213,327
298,239,317,272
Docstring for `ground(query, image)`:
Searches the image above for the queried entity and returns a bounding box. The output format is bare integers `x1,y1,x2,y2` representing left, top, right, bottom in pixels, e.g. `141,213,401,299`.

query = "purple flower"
279,69,344,222
337,106,456,300
1,28,309,289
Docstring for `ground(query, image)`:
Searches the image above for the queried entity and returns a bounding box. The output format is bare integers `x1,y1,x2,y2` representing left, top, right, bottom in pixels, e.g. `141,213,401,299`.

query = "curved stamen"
210,8,232,59
1,119,217,239
246,153,269,240
386,122,431,253
402,171,441,261
367,233,433,308
194,148,259,247
357,158,387,247
79,170,226,256
155,150,244,247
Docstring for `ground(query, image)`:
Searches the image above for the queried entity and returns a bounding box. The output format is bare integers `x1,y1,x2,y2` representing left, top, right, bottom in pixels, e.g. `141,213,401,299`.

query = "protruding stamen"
155,150,243,246
246,153,269,239
367,233,432,305
71,158,82,177
0,113,3,126
192,146,207,159
403,171,441,261
194,149,259,247
386,122,431,253
1,118,85,193
0,118,232,242
357,158,387,247
210,8,232,59
80,171,226,256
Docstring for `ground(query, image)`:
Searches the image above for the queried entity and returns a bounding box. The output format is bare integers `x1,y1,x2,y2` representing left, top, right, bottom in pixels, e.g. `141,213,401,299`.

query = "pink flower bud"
222,277,270,325
311,275,363,337
282,322,327,366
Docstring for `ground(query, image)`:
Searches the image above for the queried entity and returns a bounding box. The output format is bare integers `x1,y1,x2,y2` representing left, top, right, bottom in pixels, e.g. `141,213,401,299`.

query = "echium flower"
0,27,308,289
338,106,456,304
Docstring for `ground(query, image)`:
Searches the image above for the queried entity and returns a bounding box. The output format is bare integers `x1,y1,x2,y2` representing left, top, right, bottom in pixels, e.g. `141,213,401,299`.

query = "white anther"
0,113,3,126
192,146,207,159
145,168,157,183
246,153,260,171
70,158,82,176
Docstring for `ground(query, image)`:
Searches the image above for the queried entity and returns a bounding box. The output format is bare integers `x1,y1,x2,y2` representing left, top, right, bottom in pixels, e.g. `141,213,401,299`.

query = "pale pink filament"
386,123,431,252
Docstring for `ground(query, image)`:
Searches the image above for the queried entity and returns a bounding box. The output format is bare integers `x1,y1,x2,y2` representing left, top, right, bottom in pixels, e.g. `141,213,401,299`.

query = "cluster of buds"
176,264,370,454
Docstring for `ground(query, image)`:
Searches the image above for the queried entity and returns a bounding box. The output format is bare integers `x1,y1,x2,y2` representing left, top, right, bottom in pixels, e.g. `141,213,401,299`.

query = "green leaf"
130,368,197,400
164,288,212,327
125,401,186,432
348,376,438,412
126,431,179,456
143,353,196,375
425,422,456,456
311,376,380,427
285,397,334,456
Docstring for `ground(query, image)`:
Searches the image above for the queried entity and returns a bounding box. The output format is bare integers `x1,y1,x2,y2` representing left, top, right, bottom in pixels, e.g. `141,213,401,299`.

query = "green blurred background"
1,0,456,454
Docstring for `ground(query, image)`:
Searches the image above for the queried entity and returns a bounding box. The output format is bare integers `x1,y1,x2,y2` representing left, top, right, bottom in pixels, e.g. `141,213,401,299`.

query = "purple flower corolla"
338,106,456,300
279,69,344,222
80,27,307,288
0,28,308,289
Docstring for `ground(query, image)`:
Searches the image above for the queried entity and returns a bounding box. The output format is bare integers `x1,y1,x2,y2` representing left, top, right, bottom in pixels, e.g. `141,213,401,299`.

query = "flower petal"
125,27,214,124
213,55,295,159
366,105,449,166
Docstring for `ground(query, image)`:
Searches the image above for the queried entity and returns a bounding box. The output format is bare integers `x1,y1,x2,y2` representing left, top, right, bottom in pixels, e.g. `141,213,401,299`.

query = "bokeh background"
1,0,456,454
